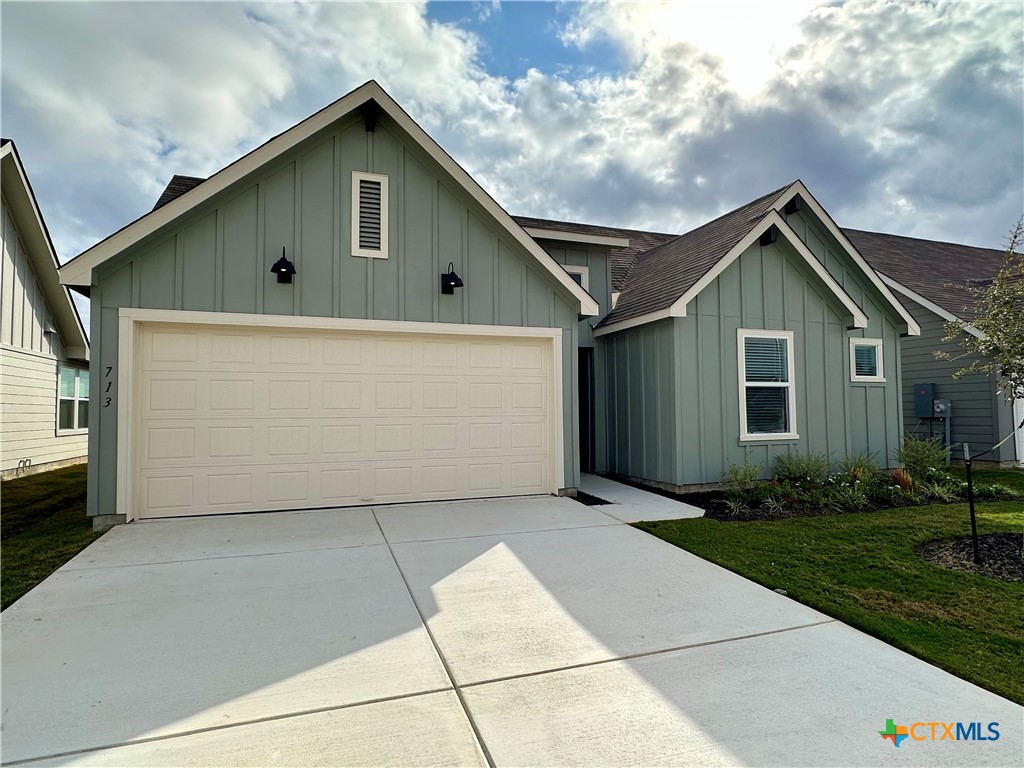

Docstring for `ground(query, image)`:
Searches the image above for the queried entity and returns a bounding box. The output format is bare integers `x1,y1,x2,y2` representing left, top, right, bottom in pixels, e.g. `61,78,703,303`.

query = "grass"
950,466,1024,493
637,501,1024,703
1,464,102,611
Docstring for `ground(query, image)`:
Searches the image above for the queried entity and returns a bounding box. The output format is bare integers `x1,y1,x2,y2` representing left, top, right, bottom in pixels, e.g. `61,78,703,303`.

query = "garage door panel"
135,324,556,518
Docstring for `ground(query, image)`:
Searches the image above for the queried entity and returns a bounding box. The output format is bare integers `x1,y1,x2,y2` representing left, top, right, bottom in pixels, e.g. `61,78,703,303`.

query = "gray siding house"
847,229,1023,468
1,140,90,478
59,81,921,526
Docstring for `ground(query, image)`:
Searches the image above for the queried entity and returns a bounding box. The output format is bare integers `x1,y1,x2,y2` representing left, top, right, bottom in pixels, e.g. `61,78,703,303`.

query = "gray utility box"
914,383,936,418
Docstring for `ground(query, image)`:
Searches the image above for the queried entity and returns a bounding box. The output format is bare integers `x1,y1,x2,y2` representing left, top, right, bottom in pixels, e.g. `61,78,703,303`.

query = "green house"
58,81,920,527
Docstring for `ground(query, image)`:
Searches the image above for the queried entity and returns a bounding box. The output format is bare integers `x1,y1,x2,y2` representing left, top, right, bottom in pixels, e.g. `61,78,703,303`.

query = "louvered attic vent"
351,172,389,258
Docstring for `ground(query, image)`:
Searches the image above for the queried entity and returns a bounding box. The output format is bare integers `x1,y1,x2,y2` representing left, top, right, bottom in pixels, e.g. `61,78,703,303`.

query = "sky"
2,0,1022,280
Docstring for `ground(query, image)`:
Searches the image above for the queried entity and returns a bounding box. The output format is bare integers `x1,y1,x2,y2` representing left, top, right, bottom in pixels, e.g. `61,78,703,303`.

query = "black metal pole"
963,444,980,565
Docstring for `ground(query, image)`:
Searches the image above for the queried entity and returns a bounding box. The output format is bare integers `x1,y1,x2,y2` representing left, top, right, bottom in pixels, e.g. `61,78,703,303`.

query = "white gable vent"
351,171,389,259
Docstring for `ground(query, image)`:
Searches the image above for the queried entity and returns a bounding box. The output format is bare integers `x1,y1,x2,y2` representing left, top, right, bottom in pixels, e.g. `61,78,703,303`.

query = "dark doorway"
579,348,595,473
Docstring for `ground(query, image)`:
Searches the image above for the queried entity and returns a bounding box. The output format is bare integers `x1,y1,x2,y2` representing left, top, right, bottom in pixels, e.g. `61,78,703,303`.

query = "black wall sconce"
271,247,296,283
441,261,464,294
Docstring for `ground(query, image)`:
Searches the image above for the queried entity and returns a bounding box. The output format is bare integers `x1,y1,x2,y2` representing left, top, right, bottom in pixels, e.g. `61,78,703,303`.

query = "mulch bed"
573,490,612,506
919,532,1024,583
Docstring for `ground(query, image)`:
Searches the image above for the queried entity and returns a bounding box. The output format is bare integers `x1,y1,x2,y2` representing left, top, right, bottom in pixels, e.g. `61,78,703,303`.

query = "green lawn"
637,501,1024,704
1,464,102,611
950,466,1024,493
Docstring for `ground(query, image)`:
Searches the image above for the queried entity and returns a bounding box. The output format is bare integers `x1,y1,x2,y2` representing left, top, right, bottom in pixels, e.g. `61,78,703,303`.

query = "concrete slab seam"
371,509,497,768
380,520,624,546
0,686,454,767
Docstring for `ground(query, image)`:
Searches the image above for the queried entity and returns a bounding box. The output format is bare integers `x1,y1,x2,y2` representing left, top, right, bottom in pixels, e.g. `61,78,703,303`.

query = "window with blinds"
738,329,796,440
57,365,89,432
850,338,884,382
351,172,389,258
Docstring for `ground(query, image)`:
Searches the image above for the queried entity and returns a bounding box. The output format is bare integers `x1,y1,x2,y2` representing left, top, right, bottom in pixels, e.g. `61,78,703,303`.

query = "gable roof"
58,81,599,316
0,140,89,361
844,228,1005,323
511,215,677,291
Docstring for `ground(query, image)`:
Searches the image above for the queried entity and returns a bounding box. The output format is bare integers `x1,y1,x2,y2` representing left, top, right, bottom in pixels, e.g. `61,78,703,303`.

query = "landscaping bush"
724,457,762,489
894,435,946,482
773,452,831,484
838,450,880,483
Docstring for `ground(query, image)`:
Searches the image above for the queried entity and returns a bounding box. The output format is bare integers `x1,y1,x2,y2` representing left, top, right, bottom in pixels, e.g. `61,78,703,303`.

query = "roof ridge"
843,227,1005,255
512,214,678,239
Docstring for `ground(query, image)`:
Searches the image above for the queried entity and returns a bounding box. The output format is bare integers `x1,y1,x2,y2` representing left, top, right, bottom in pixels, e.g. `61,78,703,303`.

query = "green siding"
87,114,581,517
603,226,906,486
898,295,1016,463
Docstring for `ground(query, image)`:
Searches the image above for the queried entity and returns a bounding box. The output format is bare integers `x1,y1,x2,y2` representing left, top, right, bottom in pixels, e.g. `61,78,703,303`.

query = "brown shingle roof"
511,215,677,291
598,183,794,326
843,228,1006,322
153,175,206,211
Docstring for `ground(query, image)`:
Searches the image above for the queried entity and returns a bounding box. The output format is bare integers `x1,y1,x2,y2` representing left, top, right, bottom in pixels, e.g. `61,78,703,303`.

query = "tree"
938,216,1024,407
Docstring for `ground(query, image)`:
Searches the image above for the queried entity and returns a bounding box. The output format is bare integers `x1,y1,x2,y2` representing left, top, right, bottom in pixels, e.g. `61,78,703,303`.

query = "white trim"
350,171,389,259
669,211,869,328
850,337,885,383
563,264,589,291
60,82,599,316
878,274,986,339
55,363,89,435
775,181,921,336
115,309,567,520
1013,398,1024,468
593,306,678,337
523,228,630,248
738,328,799,442
611,291,620,309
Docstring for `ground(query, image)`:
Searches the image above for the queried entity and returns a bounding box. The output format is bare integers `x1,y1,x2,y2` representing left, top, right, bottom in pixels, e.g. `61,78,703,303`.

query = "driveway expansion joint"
371,509,497,768
382,520,624,546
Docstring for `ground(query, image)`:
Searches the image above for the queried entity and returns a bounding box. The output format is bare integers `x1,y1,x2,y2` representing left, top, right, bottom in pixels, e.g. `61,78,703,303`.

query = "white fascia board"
523,227,631,248
668,211,867,328
592,306,678,337
61,82,599,317
879,274,986,339
1,145,89,354
775,181,921,336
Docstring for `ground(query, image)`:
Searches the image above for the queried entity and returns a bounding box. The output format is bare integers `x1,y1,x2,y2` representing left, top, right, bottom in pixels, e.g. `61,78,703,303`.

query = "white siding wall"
1,193,87,472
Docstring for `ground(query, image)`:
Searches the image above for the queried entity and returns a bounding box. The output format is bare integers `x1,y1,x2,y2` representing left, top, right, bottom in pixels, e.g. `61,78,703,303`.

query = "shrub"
839,451,880,483
724,458,762,489
891,467,915,491
773,452,831,484
893,436,946,480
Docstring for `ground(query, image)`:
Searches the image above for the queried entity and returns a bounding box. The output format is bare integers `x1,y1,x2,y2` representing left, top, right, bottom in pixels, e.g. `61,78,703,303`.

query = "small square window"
564,265,589,291
850,338,884,383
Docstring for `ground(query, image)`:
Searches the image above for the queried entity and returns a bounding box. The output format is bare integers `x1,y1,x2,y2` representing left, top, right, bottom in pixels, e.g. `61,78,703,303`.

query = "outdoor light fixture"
271,247,296,283
441,261,464,294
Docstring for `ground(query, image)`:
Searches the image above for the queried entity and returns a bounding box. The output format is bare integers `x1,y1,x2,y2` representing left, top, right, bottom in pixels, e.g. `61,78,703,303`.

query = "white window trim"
56,364,88,435
738,328,799,442
351,171,389,259
850,337,885,383
563,264,589,291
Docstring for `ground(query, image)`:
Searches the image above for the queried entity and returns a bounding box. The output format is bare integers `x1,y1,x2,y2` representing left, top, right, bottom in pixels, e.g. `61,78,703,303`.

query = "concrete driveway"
2,487,1021,766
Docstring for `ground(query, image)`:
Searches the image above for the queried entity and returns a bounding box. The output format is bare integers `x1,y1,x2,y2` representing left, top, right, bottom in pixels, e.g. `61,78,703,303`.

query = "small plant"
763,497,786,515
839,451,879,483
921,481,958,503
893,436,946,479
773,452,831,484
723,498,748,516
891,467,915,492
724,458,762,490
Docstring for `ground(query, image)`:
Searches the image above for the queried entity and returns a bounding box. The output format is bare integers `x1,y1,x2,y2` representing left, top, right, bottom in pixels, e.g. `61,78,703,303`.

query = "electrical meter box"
914,383,936,418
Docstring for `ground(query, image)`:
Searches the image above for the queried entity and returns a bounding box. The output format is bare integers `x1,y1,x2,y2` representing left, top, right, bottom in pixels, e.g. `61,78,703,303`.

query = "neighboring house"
58,81,918,527
1,139,90,478
847,229,1023,468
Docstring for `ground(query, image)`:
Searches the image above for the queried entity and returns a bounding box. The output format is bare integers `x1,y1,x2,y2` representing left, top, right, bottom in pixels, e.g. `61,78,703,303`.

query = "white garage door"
133,322,557,518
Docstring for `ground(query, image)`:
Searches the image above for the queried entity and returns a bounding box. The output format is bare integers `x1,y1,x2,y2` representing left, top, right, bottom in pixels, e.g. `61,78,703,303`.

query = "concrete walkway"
579,472,704,521
2,495,1020,766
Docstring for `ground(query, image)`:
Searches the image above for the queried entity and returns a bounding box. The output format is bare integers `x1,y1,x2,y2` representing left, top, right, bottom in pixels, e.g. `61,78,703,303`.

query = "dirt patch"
573,490,612,506
919,533,1024,583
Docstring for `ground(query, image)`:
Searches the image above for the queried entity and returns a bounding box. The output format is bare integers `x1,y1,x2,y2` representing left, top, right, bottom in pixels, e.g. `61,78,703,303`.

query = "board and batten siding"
87,114,581,517
603,233,903,487
1,194,88,473
898,295,1016,464
534,240,612,348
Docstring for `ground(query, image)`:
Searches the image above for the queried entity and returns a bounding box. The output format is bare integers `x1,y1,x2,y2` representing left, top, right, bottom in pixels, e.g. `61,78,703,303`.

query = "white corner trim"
350,171,389,259
737,327,799,442
592,306,679,337
776,181,921,336
611,291,620,309
878,274,986,340
669,211,869,329
523,227,630,248
115,309,568,520
563,264,590,291
850,337,885,383
60,82,599,317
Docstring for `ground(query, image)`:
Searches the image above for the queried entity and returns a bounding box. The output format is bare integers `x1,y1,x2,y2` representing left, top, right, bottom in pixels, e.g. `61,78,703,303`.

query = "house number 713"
104,366,112,407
